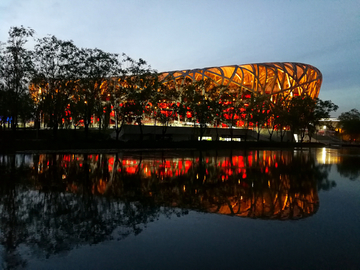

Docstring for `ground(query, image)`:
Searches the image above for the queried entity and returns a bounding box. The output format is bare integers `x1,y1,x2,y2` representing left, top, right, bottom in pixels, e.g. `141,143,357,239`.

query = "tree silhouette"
32,35,79,139
338,109,360,142
0,26,34,133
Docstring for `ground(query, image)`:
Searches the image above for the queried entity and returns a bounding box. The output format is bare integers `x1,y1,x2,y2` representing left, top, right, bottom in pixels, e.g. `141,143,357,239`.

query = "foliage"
109,55,156,140
149,81,180,139
286,95,315,142
207,85,228,140
246,93,272,141
286,95,338,143
180,80,219,140
221,87,245,141
0,26,34,131
271,94,291,142
32,35,80,137
338,109,360,142
75,47,120,138
309,99,338,139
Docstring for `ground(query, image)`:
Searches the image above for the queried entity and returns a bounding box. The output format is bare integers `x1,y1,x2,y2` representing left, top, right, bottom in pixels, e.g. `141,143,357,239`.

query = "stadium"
159,62,322,99
117,62,322,141
28,62,323,141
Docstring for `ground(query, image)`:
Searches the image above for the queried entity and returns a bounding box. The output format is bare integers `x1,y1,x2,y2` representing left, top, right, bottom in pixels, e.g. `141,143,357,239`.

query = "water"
0,148,359,270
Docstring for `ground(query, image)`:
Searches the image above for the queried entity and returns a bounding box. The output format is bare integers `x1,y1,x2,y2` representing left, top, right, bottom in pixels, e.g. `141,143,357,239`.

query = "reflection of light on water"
322,147,327,164
317,148,342,164
6,150,321,220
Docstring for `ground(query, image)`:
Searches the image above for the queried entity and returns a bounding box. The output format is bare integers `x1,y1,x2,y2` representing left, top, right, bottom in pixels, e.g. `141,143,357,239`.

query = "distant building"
317,118,340,135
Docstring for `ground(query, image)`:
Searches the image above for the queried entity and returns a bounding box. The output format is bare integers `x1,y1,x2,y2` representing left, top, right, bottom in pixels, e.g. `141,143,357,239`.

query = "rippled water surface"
0,148,359,270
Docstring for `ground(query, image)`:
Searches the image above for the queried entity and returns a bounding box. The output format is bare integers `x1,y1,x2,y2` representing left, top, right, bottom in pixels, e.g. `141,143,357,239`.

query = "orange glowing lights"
161,63,322,99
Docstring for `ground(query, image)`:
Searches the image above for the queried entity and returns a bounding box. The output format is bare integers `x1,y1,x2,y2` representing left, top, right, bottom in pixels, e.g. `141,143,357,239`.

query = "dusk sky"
1,0,359,116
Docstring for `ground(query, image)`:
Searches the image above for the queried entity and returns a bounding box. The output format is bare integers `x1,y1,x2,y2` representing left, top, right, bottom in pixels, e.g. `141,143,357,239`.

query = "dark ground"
0,128,326,153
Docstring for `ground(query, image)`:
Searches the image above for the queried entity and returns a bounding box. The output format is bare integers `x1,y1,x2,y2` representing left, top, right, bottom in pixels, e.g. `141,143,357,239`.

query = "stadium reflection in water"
0,149,338,268
33,150,321,219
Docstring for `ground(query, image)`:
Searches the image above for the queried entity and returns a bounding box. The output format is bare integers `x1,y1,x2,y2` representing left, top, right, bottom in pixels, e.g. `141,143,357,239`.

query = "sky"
0,0,359,116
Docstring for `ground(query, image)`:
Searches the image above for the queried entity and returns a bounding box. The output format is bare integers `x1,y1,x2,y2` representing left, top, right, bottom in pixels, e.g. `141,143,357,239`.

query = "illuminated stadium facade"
112,62,323,141
29,62,322,139
141,62,323,129
159,62,322,99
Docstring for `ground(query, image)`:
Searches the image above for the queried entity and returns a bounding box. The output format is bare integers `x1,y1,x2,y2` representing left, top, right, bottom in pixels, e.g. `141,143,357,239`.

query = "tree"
272,94,291,142
221,87,245,141
0,83,11,129
121,56,157,141
181,80,216,141
149,81,180,140
76,48,120,139
246,93,272,141
108,77,127,141
18,93,35,128
208,85,227,141
0,26,34,132
108,56,156,141
287,96,338,143
277,95,338,143
69,98,85,129
308,99,338,141
287,95,314,142
265,101,277,141
338,109,360,142
32,35,80,139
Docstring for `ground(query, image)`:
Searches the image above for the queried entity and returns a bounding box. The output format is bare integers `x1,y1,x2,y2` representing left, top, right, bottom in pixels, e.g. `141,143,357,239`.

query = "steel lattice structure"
159,62,322,99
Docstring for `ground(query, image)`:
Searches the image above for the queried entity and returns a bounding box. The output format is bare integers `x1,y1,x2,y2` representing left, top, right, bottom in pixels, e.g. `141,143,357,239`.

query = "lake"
0,147,359,270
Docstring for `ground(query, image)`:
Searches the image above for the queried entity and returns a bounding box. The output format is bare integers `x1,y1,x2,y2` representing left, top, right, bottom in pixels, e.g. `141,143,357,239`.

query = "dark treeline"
0,26,340,143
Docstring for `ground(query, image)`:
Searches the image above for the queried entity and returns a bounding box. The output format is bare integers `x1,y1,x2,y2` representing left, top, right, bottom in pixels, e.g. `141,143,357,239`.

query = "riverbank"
0,128,327,153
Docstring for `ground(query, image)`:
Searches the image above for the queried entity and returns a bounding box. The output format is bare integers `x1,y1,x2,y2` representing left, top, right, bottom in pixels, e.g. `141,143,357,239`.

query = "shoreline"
0,138,327,154
2,128,357,154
